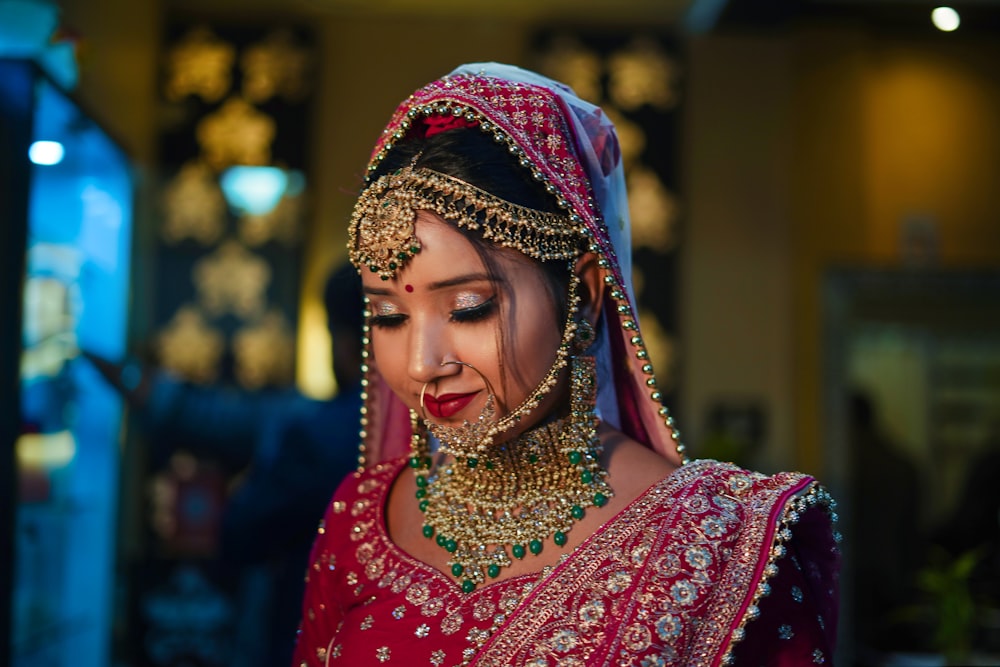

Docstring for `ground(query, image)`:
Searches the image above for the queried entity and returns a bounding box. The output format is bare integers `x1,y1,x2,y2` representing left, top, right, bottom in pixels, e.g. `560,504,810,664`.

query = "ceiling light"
931,7,960,32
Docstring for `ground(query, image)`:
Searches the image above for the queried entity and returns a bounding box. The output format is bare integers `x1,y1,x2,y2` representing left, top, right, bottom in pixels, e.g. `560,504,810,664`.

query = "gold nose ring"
419,360,496,422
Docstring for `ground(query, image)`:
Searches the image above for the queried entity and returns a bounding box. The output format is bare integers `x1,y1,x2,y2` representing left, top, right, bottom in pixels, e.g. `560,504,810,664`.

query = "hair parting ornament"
349,166,588,282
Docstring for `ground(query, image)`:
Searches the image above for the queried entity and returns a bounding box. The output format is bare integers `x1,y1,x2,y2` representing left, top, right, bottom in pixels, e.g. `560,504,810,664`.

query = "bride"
292,62,840,667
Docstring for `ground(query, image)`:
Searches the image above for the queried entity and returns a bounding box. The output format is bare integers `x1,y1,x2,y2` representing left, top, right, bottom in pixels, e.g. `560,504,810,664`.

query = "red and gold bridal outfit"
294,458,838,667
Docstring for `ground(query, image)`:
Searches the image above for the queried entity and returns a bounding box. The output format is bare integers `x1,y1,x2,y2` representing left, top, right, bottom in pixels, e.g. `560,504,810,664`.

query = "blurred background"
2,0,1000,665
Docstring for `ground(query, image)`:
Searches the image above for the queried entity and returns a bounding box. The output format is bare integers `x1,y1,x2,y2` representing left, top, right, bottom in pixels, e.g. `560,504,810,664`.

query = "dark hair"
324,261,364,339
371,128,575,324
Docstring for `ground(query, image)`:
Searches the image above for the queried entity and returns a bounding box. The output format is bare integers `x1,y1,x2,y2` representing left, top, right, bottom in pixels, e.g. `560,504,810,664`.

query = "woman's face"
362,212,565,437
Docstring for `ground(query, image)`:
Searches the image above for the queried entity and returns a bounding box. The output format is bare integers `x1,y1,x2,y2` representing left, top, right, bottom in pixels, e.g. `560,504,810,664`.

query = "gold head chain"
348,166,589,281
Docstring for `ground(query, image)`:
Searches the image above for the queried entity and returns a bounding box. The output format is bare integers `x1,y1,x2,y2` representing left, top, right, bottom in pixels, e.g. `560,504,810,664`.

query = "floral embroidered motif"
421,598,444,617
405,582,430,606
352,497,372,516
375,646,390,662
390,573,411,594
472,598,495,621
791,585,804,603
778,624,794,640
378,569,397,588
813,648,825,663
415,624,430,638
440,611,463,635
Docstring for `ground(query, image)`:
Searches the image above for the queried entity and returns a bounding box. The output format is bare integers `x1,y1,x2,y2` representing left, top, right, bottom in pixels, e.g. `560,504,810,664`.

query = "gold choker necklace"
410,355,612,594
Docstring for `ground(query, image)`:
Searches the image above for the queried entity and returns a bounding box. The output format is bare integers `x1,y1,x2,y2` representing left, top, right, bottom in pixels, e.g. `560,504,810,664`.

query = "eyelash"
368,297,497,329
450,297,497,324
369,313,406,330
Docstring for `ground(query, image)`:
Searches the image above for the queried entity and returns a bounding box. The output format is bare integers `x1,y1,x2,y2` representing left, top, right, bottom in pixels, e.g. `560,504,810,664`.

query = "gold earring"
573,317,596,354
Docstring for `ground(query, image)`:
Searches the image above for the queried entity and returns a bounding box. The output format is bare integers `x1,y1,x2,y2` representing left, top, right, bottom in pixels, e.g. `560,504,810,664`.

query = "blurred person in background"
86,262,364,667
849,390,923,660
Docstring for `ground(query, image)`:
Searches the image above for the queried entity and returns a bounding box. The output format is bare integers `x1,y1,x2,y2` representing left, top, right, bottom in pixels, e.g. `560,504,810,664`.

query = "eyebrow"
363,272,498,296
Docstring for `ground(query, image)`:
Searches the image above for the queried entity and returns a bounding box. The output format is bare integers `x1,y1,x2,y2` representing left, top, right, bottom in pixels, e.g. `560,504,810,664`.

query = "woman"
293,63,839,667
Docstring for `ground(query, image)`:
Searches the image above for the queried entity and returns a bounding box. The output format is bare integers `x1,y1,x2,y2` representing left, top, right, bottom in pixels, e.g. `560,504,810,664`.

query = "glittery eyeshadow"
454,292,484,309
374,302,398,316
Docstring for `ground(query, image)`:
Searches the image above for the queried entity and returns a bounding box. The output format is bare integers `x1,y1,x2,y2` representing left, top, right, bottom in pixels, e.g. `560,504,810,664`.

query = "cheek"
371,335,406,388
505,306,563,390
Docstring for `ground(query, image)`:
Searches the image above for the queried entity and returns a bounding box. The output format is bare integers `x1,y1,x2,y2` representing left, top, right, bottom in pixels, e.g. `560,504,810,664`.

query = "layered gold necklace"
410,355,612,594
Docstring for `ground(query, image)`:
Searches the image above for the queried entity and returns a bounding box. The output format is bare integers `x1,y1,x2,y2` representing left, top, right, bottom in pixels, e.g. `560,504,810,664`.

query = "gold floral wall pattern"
240,29,313,103
164,27,235,104
196,97,275,170
155,23,315,389
161,160,227,245
193,240,271,318
232,310,295,389
156,306,225,384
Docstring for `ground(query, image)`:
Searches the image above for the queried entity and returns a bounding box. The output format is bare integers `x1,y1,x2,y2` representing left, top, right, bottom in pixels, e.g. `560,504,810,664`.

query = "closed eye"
370,313,407,329
451,297,497,324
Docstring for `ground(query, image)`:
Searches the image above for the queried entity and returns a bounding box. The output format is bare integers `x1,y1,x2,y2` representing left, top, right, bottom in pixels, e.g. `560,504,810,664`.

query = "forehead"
360,213,482,290
360,211,543,292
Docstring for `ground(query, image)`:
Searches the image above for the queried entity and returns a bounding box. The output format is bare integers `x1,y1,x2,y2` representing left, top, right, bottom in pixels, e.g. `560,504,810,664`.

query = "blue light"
29,140,65,165
219,166,288,215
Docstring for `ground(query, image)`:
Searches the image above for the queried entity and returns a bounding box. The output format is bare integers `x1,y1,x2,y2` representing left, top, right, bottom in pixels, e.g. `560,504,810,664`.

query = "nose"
406,317,459,386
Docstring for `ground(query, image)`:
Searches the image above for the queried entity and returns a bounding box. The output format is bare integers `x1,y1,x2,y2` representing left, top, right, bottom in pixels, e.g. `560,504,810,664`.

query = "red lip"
423,392,478,419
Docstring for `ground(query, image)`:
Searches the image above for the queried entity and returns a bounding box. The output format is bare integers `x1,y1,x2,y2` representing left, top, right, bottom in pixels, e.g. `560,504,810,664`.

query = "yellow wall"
58,0,160,166
685,23,1000,475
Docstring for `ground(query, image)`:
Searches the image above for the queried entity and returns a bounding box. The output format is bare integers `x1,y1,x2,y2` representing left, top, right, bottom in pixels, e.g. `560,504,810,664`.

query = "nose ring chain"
420,361,498,458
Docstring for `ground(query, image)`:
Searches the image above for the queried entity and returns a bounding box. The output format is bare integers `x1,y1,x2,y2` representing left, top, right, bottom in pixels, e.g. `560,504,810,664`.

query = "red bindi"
405,284,414,292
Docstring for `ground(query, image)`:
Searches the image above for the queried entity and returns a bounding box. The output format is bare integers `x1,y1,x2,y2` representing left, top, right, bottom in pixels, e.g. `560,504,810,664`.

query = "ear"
574,252,605,328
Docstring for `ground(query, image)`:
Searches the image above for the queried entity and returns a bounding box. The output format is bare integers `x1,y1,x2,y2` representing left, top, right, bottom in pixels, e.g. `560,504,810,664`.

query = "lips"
423,392,478,420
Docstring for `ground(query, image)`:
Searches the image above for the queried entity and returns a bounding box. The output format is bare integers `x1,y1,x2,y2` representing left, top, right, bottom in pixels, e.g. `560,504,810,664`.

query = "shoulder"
664,459,838,541
313,457,406,541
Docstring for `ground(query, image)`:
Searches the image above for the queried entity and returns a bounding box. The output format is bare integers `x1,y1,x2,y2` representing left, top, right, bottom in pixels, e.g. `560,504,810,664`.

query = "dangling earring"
563,315,602,496
573,317,596,355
